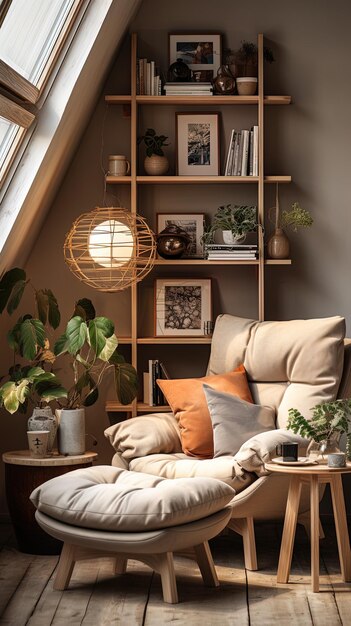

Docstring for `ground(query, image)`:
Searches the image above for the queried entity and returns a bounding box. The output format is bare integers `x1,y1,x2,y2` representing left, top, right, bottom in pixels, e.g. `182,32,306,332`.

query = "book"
150,60,155,96
233,130,241,175
148,359,169,406
249,130,254,176
253,125,259,176
224,129,235,176
241,129,250,176
143,372,150,404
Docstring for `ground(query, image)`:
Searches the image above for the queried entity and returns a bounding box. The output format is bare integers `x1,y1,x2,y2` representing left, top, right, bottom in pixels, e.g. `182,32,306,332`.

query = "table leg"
330,474,351,582
310,475,320,592
277,476,302,583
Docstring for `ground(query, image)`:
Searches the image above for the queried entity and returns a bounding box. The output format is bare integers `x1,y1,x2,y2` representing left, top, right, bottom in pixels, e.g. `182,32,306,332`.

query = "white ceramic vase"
27,407,57,452
144,155,169,175
57,408,85,456
222,230,246,245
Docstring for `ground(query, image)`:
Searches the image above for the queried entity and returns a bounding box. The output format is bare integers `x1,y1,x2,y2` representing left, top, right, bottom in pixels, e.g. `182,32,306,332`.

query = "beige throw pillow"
203,384,276,457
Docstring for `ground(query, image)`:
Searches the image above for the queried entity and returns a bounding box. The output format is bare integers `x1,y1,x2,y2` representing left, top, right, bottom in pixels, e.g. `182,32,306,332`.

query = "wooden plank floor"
0,522,350,626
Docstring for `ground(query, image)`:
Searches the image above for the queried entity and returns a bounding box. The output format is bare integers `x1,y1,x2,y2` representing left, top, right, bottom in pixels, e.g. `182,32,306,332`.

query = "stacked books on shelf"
163,82,213,96
224,126,259,177
137,58,161,95
205,244,258,261
144,360,170,406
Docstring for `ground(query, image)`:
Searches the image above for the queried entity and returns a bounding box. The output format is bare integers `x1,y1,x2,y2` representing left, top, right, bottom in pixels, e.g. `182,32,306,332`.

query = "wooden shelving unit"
105,33,292,416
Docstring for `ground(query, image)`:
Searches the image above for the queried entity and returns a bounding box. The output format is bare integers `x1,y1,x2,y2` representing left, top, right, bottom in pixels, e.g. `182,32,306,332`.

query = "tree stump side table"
2,450,98,555
265,461,351,592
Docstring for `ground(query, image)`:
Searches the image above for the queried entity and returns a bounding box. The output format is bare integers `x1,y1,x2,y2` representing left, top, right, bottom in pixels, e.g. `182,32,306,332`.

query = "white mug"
27,430,50,458
108,155,131,176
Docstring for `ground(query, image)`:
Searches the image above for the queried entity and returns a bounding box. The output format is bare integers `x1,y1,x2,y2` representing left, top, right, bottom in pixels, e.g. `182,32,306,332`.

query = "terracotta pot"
267,228,290,259
144,155,169,176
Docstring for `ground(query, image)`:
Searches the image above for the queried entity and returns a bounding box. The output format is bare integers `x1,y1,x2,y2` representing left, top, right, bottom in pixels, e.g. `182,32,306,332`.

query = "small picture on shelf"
169,34,221,82
155,278,212,337
157,213,205,258
176,112,220,176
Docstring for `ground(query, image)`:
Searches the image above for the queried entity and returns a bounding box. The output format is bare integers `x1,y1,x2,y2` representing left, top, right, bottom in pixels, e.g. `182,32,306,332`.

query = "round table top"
2,450,98,467
265,460,351,475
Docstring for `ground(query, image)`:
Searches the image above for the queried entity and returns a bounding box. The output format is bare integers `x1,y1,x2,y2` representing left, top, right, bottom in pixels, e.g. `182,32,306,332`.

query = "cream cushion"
105,413,181,460
129,453,255,493
30,466,235,532
208,315,345,428
203,384,276,457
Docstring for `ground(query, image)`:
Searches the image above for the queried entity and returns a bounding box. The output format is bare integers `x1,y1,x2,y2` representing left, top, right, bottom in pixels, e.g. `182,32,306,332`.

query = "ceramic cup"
108,155,130,176
27,430,50,458
327,452,346,468
276,442,299,462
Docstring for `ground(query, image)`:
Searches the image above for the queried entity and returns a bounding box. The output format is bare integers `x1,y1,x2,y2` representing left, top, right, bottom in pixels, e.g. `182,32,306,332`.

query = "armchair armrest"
104,412,182,461
234,428,309,476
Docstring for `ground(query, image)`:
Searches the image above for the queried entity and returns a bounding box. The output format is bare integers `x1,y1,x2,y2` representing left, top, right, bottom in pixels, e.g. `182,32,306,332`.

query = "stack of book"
137,58,161,95
163,82,213,96
224,126,259,177
205,244,258,260
143,360,170,406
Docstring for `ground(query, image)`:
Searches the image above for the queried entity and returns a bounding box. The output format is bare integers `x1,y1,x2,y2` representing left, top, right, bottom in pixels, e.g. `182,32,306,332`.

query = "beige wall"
1,0,351,517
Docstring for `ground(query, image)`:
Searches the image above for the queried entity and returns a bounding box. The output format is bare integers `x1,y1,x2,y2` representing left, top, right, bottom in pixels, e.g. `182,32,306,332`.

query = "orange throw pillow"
157,365,253,459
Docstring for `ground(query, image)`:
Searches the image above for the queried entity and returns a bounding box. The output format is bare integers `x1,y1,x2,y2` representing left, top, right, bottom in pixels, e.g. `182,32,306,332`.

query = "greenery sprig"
287,399,351,443
138,128,169,157
281,202,313,232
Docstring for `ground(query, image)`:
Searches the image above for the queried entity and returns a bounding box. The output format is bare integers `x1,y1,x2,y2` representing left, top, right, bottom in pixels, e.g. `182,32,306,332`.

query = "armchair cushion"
157,364,253,459
234,428,309,476
203,384,276,458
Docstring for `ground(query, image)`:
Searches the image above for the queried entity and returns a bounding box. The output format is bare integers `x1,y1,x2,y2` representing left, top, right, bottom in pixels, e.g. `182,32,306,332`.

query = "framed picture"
176,112,220,176
154,278,212,336
157,213,205,258
169,34,221,82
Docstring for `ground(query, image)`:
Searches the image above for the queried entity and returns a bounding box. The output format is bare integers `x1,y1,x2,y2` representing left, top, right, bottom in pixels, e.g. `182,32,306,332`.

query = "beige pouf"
31,466,234,603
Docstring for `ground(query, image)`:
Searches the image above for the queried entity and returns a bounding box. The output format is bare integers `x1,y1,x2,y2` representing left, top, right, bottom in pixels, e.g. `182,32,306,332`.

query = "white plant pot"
57,408,85,456
222,230,246,245
27,407,57,452
144,155,169,175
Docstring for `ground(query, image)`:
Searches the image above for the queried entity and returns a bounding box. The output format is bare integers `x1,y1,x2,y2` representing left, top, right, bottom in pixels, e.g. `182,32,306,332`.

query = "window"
0,0,83,187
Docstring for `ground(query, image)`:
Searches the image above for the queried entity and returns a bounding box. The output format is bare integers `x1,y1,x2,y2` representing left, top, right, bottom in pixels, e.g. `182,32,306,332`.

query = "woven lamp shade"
64,207,156,292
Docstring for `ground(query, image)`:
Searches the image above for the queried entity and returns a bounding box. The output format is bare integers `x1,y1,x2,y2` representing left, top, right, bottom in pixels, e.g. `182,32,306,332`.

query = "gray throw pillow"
203,384,276,457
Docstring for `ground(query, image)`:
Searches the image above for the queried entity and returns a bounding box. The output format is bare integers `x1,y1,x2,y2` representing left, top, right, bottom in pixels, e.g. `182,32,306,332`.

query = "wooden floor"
0,521,350,626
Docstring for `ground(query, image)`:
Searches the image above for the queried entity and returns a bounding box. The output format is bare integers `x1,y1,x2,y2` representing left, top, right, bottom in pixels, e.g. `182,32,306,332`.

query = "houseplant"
138,128,169,175
211,204,258,244
224,41,274,94
267,186,313,259
287,398,351,463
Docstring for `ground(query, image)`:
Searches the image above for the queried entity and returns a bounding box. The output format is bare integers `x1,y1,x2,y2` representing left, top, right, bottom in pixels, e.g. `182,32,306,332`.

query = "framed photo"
154,278,212,337
169,34,221,82
176,112,220,176
157,213,205,258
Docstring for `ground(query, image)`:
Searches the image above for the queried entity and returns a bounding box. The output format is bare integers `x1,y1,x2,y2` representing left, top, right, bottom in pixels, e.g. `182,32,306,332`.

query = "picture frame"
157,213,205,258
154,278,212,337
176,112,220,176
169,33,221,83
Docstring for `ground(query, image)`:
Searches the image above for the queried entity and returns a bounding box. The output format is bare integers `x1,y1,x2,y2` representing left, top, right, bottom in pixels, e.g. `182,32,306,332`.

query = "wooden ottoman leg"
194,541,219,587
138,553,178,604
114,557,128,575
228,517,258,571
54,543,76,590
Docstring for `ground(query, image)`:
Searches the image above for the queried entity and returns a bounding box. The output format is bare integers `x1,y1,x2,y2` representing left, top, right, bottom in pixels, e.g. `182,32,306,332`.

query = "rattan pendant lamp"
64,206,156,292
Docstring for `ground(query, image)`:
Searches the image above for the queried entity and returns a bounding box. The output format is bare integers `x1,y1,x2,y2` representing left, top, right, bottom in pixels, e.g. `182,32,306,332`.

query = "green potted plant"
212,204,258,244
138,128,169,175
224,41,275,95
287,399,351,464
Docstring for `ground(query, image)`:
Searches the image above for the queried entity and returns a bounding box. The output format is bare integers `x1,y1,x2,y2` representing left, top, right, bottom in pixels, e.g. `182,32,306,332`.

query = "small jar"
108,155,130,177
236,77,258,96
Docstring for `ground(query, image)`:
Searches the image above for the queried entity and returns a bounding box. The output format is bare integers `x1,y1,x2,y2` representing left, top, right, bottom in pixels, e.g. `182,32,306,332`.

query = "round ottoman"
31,466,234,603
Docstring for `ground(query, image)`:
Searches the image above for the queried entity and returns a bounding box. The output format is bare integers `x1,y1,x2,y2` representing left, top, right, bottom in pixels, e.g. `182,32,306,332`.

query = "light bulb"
88,219,134,268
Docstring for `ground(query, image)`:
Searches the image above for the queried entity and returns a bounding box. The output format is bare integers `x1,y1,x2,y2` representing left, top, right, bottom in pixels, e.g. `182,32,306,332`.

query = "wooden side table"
265,461,351,592
2,450,98,555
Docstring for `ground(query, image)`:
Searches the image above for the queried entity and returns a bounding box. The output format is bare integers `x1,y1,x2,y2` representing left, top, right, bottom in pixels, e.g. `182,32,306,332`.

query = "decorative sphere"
167,58,191,82
156,225,191,259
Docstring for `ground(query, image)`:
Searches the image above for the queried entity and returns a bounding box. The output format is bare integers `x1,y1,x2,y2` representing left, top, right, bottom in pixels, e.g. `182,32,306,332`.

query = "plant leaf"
0,268,26,314
35,290,49,325
45,289,60,329
7,280,26,315
20,318,45,360
65,316,87,355
73,298,96,322
99,333,118,362
0,380,29,413
114,362,138,405
83,387,99,407
88,317,114,358
54,332,69,356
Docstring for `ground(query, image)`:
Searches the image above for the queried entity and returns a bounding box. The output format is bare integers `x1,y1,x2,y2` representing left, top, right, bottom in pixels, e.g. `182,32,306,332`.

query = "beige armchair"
105,315,351,571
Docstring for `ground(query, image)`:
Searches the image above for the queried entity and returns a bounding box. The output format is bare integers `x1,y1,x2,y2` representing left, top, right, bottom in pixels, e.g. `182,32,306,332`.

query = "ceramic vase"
27,407,57,452
144,155,169,175
57,408,85,456
267,228,290,259
307,433,341,464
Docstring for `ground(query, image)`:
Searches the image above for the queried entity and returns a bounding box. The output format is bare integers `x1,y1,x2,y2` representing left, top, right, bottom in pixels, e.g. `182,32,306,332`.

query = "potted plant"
138,128,169,175
211,204,258,244
287,399,351,464
267,186,313,259
224,41,274,94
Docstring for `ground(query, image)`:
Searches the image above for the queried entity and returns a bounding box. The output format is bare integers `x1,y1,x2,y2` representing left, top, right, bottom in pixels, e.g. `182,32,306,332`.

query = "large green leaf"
35,376,67,401
7,280,26,315
0,380,30,413
73,298,96,322
35,290,49,325
54,332,69,356
114,362,138,405
88,317,114,358
65,316,87,355
99,333,118,362
0,268,26,314
27,367,46,381
83,386,99,407
19,318,45,360
46,289,60,329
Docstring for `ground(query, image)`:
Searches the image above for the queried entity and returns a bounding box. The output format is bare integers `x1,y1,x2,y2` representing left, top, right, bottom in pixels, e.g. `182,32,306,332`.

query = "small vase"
267,228,290,259
213,65,236,95
57,408,85,456
144,155,169,176
307,433,341,464
222,230,246,245
27,407,57,452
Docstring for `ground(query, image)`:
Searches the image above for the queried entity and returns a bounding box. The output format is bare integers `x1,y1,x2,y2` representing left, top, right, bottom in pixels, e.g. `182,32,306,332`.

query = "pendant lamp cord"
100,103,121,208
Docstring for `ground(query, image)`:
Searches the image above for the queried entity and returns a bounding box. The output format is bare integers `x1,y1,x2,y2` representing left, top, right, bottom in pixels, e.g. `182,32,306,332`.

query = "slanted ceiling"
0,0,142,273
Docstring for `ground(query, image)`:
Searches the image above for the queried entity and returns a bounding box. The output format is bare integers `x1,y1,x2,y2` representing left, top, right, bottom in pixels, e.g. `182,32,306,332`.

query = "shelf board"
105,95,291,106
265,259,292,265
117,337,132,343
137,337,212,344
135,175,291,185
106,401,170,413
105,175,131,184
154,259,292,265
